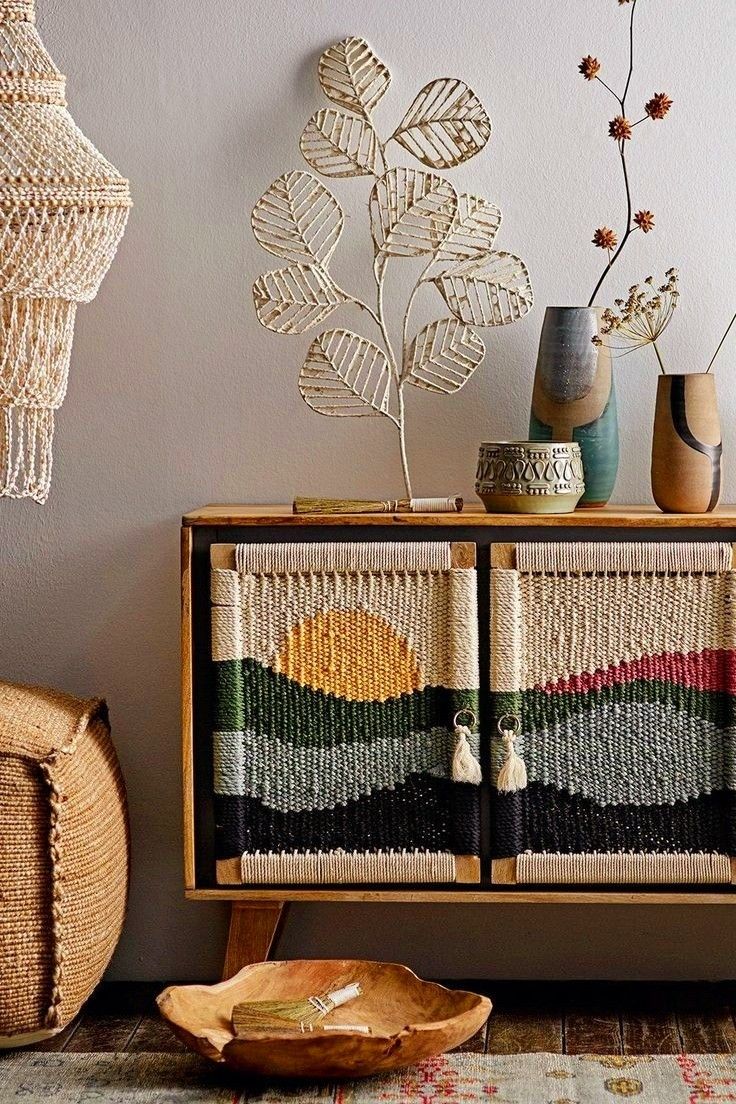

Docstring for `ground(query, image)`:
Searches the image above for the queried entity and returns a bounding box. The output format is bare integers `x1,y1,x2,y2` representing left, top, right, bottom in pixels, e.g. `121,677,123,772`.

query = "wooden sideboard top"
183,503,736,528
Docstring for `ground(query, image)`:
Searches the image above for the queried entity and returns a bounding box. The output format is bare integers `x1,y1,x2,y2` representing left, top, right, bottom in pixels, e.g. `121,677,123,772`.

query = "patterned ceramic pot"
529,306,619,508
651,373,722,513
475,441,585,514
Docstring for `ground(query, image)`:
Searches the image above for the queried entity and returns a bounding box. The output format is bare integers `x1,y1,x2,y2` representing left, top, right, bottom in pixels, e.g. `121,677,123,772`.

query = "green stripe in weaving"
213,658,478,746
493,681,731,731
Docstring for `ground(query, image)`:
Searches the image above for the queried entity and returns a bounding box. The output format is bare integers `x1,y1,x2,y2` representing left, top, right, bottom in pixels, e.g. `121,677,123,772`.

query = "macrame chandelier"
0,0,131,503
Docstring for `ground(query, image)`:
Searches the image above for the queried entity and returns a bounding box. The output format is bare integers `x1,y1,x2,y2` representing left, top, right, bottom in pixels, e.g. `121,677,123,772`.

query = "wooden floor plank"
26,1017,82,1052
484,982,563,1054
621,985,681,1055
126,1014,188,1054
62,1014,142,1053
563,985,623,1055
486,1009,563,1054
676,983,736,1053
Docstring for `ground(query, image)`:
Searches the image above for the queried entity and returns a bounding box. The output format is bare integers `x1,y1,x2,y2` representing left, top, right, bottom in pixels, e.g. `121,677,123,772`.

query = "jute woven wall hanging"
491,541,736,884
0,0,131,503
210,541,481,885
251,37,533,498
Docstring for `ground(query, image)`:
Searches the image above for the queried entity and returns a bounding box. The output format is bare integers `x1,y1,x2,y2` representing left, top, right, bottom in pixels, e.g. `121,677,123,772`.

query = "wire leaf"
253,264,346,334
435,251,534,326
251,171,343,266
300,108,380,178
370,167,457,259
404,318,485,394
393,79,492,170
299,328,393,417
318,37,391,118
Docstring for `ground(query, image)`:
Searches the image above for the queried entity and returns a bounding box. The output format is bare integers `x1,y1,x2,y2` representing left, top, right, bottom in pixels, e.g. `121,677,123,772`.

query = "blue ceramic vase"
529,306,619,508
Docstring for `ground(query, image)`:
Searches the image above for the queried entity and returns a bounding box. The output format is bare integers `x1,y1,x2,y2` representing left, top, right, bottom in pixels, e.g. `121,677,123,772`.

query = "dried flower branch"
592,268,679,375
578,0,674,306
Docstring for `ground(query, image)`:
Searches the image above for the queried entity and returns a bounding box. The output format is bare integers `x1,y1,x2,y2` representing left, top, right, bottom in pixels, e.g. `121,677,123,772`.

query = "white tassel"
497,728,527,793
452,724,482,785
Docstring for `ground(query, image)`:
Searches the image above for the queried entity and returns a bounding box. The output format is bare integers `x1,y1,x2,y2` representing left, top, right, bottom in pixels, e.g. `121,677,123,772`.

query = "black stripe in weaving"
216,773,480,860
492,782,735,858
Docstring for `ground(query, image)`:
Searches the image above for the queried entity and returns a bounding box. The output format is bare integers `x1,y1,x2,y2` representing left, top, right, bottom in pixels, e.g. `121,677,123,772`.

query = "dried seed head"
592,226,618,250
609,116,633,141
645,93,673,120
579,55,602,80
634,210,656,233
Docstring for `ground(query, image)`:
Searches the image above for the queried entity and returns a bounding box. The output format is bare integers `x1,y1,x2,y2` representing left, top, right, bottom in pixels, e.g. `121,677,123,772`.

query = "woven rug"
3,1051,736,1102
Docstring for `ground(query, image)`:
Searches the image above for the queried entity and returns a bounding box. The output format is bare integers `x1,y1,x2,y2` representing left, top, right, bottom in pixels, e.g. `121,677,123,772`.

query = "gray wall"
2,0,735,981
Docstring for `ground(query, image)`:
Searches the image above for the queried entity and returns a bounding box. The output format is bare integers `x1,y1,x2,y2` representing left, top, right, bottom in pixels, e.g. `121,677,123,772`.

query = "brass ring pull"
453,708,478,729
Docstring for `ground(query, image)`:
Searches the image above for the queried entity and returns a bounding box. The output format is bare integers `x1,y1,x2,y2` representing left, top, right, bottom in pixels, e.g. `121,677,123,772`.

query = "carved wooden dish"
157,959,491,1078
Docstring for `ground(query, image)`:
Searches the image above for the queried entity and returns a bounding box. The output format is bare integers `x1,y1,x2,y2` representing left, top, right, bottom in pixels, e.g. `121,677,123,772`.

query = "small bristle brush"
231,982,362,1034
293,496,463,515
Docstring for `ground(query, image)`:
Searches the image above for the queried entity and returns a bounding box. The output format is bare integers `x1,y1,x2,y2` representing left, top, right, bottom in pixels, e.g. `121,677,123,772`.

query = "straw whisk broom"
232,981,362,1034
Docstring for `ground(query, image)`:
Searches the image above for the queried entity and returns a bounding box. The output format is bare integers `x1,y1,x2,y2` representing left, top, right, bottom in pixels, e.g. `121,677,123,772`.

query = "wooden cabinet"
182,506,736,973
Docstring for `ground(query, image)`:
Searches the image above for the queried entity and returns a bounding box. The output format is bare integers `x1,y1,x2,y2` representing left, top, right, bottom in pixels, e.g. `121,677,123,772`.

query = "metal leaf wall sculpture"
251,36,533,497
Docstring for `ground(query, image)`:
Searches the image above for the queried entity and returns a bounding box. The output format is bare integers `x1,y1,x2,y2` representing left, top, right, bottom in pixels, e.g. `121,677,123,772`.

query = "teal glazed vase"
529,306,619,507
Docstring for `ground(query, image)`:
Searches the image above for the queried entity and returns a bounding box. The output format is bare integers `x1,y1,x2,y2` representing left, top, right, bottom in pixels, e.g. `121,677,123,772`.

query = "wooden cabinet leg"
222,902,287,980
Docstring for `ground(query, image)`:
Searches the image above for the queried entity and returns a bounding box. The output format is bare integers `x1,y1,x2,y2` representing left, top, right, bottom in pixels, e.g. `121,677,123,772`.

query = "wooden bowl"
157,959,491,1079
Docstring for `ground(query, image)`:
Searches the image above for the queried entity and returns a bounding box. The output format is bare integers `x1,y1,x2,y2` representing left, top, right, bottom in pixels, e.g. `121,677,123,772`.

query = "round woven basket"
0,681,129,1047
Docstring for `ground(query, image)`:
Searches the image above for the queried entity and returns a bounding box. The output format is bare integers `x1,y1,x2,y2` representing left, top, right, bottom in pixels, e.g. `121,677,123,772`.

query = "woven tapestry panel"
211,542,481,884
491,542,736,884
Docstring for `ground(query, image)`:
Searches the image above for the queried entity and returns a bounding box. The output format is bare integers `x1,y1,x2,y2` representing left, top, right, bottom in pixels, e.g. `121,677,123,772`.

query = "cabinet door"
490,541,736,885
211,541,480,885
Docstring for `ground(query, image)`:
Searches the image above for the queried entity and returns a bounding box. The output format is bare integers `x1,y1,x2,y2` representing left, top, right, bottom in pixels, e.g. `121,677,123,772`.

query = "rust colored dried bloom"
609,116,633,141
592,226,618,250
645,93,673,120
634,209,655,233
579,55,601,80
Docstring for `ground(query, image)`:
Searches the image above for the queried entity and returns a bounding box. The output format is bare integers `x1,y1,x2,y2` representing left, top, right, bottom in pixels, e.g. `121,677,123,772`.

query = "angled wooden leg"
222,901,288,980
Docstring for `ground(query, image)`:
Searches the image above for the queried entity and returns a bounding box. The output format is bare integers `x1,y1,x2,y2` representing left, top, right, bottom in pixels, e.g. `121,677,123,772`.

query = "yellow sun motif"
275,609,423,701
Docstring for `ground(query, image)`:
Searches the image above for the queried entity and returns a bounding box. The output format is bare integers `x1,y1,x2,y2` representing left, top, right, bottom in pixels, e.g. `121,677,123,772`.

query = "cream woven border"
516,542,733,575
517,852,731,885
239,849,457,884
234,542,452,574
490,568,521,694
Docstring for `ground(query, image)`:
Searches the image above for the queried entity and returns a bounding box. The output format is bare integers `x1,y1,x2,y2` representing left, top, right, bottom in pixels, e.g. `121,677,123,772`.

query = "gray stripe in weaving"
491,702,735,806
214,727,479,811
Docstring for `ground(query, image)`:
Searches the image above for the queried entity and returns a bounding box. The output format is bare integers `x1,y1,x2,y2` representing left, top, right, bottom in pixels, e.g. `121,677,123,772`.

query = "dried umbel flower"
593,269,679,374
645,92,673,120
592,227,618,251
634,209,655,233
579,55,601,81
608,116,633,141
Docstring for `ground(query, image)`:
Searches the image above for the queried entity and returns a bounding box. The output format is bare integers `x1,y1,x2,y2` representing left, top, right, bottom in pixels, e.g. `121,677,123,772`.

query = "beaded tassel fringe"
0,0,131,502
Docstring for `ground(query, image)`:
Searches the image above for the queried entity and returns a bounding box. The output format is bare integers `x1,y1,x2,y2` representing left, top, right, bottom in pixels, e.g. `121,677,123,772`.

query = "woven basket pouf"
0,681,129,1047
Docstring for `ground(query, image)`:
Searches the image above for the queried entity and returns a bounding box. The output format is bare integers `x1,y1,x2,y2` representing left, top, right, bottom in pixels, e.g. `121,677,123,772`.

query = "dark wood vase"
651,373,722,513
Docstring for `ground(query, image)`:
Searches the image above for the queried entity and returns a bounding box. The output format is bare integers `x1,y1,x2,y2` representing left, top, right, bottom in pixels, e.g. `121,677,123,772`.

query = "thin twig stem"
595,75,622,107
587,0,638,306
706,311,736,373
652,338,667,375
588,143,634,306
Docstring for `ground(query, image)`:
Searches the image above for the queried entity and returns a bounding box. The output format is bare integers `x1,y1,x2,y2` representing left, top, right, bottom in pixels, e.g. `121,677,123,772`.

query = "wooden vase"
651,373,722,514
529,306,619,508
